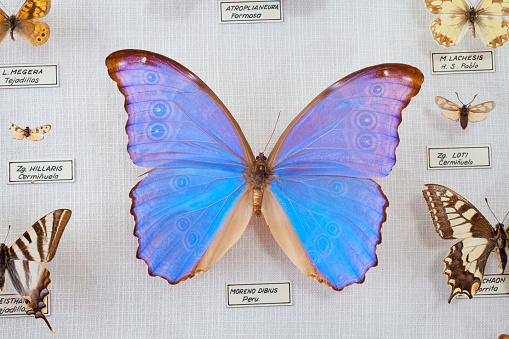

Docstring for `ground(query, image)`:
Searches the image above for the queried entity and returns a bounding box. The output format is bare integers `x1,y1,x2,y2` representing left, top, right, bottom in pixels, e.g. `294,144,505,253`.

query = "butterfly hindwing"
14,18,50,46
6,260,53,332
132,168,252,283
444,237,496,302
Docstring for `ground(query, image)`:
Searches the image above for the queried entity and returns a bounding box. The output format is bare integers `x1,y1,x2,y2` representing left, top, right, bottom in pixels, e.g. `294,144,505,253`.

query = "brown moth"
422,184,509,302
10,123,51,141
434,93,495,129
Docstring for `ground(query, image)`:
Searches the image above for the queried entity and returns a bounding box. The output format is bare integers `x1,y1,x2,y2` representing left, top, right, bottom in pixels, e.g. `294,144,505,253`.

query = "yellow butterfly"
425,0,509,48
434,93,495,129
10,122,51,141
0,0,51,46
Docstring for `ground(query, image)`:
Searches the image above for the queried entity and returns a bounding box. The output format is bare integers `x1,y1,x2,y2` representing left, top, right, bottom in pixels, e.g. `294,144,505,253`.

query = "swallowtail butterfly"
422,184,508,302
0,209,71,333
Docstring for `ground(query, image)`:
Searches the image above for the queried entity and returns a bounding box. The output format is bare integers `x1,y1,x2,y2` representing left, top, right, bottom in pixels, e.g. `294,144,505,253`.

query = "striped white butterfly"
0,209,71,333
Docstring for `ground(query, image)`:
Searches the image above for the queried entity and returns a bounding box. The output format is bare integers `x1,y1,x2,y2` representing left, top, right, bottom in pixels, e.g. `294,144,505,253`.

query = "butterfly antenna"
3,225,11,243
485,198,503,223
467,94,478,106
455,92,465,105
263,111,281,154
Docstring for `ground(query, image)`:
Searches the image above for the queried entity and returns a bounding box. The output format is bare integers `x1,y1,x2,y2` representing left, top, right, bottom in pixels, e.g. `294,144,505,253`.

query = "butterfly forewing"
422,184,495,239
10,209,72,262
17,0,51,20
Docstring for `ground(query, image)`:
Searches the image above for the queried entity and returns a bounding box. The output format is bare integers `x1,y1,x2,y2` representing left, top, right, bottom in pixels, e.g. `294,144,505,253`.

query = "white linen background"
1,0,508,337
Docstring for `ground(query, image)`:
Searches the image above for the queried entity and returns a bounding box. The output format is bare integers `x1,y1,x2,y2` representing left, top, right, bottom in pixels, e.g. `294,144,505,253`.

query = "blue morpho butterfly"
106,50,424,290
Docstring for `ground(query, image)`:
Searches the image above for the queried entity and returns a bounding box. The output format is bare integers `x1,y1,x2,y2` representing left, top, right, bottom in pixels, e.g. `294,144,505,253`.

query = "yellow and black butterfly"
422,184,509,302
0,0,51,46
0,209,71,333
10,122,51,141
424,0,509,48
434,93,495,130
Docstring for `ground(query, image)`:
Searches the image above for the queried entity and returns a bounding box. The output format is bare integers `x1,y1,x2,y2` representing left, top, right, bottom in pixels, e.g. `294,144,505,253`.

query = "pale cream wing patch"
10,209,72,263
422,184,495,240
474,16,509,48
191,187,253,281
430,15,469,47
29,124,51,141
425,0,469,14
14,19,50,46
476,0,509,15
441,110,461,121
444,237,496,302
9,123,26,140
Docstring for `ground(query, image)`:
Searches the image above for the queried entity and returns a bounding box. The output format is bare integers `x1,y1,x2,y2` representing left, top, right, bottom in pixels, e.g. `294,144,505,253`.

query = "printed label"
458,273,509,299
431,50,494,74
218,1,283,23
0,293,50,317
226,281,292,307
8,158,75,184
427,145,491,170
0,64,59,88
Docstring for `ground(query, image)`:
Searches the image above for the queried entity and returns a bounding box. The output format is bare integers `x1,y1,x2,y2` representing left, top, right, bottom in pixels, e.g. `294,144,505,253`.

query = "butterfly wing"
106,50,255,283
474,16,509,48
5,208,70,333
6,260,53,332
263,64,423,290
9,123,26,140
422,184,498,302
425,0,470,47
17,0,51,20
13,0,50,46
435,96,461,121
28,124,51,141
9,209,72,262
0,7,10,44
13,19,50,46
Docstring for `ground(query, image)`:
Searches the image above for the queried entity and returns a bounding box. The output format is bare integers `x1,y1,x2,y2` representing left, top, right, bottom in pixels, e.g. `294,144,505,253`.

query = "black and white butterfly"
422,184,509,302
0,209,71,333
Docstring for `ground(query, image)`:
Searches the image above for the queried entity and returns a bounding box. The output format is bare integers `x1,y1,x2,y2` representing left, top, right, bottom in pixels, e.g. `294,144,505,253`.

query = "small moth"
434,93,495,130
10,123,51,141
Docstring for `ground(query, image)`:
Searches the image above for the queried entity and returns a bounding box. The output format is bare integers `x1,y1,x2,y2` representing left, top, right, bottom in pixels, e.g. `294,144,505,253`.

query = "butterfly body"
249,152,271,215
425,0,509,48
0,209,72,332
422,184,509,302
107,50,423,290
434,93,494,129
10,123,51,141
0,0,51,46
